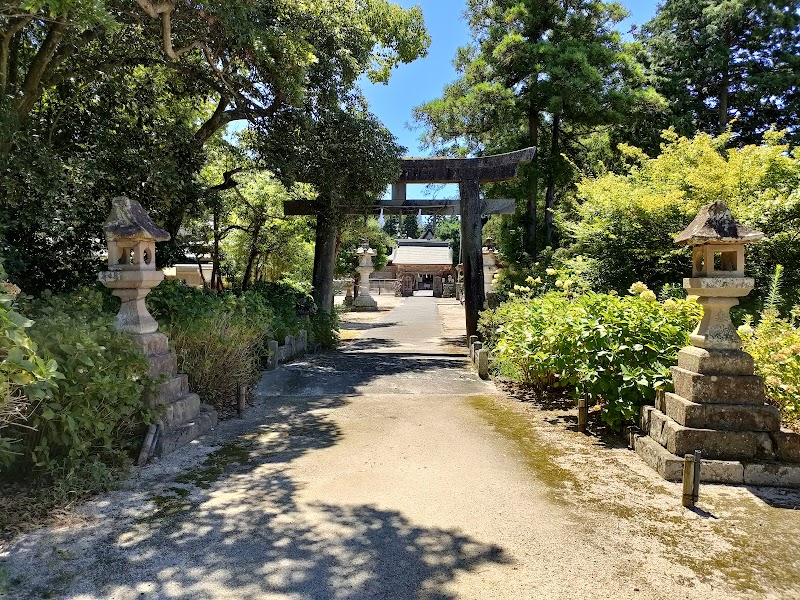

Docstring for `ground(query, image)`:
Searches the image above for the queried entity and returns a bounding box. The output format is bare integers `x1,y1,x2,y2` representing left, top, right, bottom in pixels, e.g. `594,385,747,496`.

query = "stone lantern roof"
674,201,763,246
103,196,170,242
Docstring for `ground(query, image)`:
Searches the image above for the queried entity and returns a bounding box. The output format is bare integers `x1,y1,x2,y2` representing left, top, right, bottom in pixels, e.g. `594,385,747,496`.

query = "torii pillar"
394,148,535,339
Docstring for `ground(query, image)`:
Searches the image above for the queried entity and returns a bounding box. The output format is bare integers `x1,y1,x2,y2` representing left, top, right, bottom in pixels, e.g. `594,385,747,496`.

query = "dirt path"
1,296,798,599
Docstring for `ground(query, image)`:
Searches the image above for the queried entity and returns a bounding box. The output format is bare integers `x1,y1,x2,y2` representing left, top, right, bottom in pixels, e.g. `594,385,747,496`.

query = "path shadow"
338,320,399,332
5,391,508,599
746,486,800,509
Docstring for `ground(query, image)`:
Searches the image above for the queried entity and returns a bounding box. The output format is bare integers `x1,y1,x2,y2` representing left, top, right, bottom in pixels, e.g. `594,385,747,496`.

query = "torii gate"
394,148,535,338
284,147,535,339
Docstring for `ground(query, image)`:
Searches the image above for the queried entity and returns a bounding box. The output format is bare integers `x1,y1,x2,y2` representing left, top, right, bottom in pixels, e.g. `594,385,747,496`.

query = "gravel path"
2,296,798,599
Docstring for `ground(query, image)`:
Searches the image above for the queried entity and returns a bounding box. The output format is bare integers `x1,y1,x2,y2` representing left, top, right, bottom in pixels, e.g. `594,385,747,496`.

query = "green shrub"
568,130,800,309
4,288,153,476
163,313,264,415
740,310,800,429
0,272,61,467
480,285,701,429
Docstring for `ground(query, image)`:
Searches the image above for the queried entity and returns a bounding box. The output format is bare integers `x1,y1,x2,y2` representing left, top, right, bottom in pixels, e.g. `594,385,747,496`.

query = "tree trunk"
718,60,729,133
241,221,263,291
210,208,223,291
544,114,560,247
312,206,338,313
526,104,540,255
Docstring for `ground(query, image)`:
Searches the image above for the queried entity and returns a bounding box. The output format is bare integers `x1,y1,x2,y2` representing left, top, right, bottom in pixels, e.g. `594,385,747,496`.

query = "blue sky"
361,0,661,160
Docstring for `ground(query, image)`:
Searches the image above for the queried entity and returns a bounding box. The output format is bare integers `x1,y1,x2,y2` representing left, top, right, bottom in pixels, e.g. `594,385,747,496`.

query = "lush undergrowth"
480,284,701,429
147,280,338,414
740,310,800,431
0,275,337,533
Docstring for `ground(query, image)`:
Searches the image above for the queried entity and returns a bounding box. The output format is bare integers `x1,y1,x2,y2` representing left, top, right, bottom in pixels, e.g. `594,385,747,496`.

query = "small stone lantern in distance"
352,241,378,311
675,200,763,351
98,196,170,334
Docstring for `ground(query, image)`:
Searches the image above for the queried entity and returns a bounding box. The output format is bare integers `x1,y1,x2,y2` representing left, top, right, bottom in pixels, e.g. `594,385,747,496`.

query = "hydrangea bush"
479,284,701,429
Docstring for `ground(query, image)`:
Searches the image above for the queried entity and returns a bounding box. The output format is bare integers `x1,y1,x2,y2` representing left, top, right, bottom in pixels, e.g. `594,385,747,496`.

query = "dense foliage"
741,309,800,430
639,0,800,147
479,284,702,428
147,280,336,414
2,288,153,478
566,130,800,309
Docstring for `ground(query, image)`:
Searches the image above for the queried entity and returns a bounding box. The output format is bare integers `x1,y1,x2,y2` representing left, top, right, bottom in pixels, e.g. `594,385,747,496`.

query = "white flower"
640,290,657,302
629,281,648,295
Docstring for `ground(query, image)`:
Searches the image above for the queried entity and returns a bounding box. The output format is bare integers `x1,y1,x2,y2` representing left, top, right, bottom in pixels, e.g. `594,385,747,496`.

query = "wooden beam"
400,147,535,184
283,198,516,216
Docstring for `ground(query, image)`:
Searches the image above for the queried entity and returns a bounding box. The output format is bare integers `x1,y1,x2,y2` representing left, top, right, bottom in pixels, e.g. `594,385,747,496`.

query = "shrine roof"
389,239,453,266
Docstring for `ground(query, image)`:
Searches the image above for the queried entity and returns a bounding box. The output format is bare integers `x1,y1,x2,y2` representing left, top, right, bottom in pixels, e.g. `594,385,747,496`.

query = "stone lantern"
98,196,170,335
352,241,378,311
675,200,764,351
634,200,800,487
482,237,503,308
98,196,217,457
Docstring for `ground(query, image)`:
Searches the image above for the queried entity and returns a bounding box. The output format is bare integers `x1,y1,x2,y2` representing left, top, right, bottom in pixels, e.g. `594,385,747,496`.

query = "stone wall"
265,330,308,370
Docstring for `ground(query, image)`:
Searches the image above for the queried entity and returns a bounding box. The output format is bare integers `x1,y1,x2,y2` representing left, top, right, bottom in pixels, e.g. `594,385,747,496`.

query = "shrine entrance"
284,147,535,338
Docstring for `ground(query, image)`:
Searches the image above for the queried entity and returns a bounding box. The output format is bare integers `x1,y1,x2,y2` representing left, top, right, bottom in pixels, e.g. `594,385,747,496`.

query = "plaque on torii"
394,147,535,338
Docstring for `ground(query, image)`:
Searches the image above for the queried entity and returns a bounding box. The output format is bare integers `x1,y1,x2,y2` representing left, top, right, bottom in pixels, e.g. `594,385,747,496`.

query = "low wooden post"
237,383,247,418
267,340,279,370
682,450,702,507
577,398,588,432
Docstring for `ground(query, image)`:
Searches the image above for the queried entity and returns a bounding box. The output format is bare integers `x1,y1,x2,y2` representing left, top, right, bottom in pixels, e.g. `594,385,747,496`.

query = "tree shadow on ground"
745,486,800,509
337,320,399,331
5,389,508,599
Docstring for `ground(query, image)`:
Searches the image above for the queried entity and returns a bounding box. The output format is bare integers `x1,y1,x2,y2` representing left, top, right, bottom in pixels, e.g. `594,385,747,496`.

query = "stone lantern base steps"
634,346,800,487
129,332,218,457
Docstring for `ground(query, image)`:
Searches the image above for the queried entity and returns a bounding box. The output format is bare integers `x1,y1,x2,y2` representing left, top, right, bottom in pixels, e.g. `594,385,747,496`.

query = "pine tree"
640,0,800,145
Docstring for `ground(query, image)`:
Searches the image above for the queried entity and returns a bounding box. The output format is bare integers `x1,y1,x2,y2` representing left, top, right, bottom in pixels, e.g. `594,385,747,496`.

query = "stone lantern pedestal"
352,244,378,312
635,201,800,486
99,197,217,457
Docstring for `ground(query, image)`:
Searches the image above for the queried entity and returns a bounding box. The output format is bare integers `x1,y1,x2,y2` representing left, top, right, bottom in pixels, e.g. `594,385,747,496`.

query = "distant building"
371,238,454,297
163,264,213,288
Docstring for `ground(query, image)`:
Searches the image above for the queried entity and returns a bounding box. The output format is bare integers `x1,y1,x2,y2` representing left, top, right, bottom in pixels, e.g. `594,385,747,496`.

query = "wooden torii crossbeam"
394,147,535,338
283,198,516,216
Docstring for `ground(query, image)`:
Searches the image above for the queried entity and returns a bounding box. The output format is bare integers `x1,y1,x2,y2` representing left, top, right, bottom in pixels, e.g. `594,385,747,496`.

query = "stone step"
147,351,177,378
671,367,765,405
155,405,218,457
677,346,753,376
772,430,800,463
641,406,774,461
635,434,800,487
634,435,744,483
657,392,780,432
128,332,169,356
146,374,189,407
160,393,201,430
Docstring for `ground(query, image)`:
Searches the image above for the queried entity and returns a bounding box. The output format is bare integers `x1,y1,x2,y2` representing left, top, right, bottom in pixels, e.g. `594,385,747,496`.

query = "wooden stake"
237,383,247,418
682,450,702,507
577,398,588,432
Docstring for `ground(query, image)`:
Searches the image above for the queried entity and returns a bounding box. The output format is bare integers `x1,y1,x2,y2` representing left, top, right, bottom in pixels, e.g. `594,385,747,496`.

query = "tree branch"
0,15,32,93
15,18,67,122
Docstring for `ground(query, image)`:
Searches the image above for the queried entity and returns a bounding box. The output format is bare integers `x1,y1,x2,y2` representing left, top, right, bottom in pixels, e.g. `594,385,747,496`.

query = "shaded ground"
1,295,799,598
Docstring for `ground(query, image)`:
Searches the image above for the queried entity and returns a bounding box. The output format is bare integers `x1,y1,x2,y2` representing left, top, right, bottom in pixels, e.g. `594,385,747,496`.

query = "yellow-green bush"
568,129,800,309
741,310,800,429
479,285,701,429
